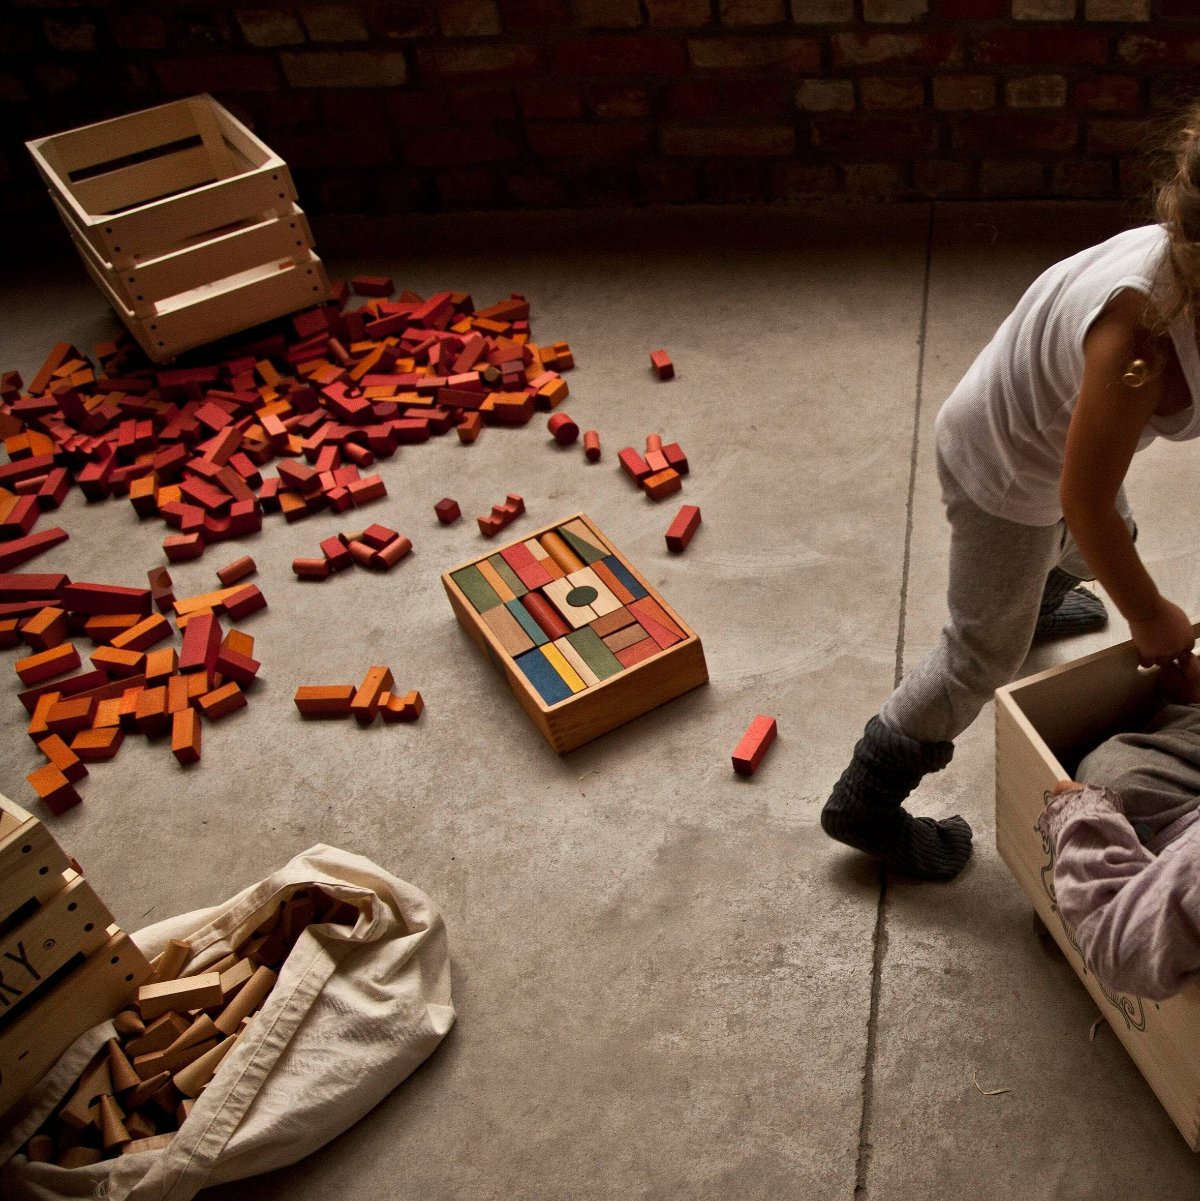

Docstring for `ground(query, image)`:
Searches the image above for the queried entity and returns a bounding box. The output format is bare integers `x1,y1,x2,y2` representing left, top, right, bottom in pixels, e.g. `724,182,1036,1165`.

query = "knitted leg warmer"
821,716,972,881
1033,567,1108,643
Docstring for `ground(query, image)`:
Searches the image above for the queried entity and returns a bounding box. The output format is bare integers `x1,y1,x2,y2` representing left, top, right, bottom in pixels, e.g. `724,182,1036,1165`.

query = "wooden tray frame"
442,512,709,754
995,625,1200,1150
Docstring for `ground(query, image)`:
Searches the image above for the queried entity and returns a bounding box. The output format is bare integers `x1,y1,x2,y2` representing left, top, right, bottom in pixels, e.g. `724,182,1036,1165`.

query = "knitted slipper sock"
821,716,972,881
1034,568,1108,642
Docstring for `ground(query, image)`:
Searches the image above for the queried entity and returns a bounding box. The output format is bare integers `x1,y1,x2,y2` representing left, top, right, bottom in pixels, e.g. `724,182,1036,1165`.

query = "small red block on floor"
665,504,701,553
732,715,777,777
650,349,674,380
435,497,461,525
547,412,579,446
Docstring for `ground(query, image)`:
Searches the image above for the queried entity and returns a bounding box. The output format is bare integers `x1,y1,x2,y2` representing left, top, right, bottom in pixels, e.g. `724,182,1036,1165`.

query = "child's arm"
1061,291,1195,667
1040,781,1200,1000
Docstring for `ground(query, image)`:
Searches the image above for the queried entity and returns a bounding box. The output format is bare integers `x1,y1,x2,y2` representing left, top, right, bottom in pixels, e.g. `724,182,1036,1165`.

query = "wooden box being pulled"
0,794,151,1116
995,629,1200,1150
443,513,708,753
26,94,329,362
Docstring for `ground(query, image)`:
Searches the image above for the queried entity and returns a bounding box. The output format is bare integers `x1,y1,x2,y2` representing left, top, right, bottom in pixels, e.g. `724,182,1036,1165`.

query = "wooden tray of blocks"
0,792,152,1117
26,94,329,363
995,625,1200,1151
443,514,708,753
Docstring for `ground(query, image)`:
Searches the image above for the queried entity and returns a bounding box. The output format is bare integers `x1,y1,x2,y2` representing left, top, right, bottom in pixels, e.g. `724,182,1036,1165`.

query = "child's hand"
1159,652,1200,704
1128,597,1195,668
1052,780,1084,795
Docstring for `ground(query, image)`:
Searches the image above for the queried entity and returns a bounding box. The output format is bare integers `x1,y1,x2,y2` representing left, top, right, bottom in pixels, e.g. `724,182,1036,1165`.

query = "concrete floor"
3,201,1200,1198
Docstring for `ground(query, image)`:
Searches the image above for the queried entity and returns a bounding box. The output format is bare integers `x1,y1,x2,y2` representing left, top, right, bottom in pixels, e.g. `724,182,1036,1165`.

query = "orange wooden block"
21,606,67,650
350,665,393,725
92,696,124,729
27,691,61,740
46,695,96,735
166,674,191,714
380,689,424,723
294,685,355,716
37,732,88,782
144,646,178,684
642,468,682,501
171,708,201,765
27,762,82,815
91,646,146,677
135,686,170,736
222,629,254,658
15,641,81,685
72,726,125,761
111,614,171,652
198,681,245,720
84,613,144,644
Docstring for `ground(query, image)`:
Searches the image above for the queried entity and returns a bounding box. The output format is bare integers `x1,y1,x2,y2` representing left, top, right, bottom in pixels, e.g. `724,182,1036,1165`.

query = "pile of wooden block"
618,434,690,502
0,792,153,1116
15,886,355,1165
292,524,412,580
3,568,265,812
0,287,574,565
295,665,423,725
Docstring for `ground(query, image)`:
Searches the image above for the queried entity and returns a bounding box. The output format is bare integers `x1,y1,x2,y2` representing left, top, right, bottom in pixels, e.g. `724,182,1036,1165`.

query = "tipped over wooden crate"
0,793,152,1117
995,627,1200,1151
26,94,330,363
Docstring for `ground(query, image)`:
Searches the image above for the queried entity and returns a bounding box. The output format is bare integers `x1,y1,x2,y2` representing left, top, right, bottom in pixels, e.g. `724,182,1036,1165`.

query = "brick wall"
2,0,1198,226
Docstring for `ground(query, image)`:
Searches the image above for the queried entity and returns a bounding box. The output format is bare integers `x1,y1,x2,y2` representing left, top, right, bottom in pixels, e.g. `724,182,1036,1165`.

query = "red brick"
912,157,972,194
795,79,855,111
1076,74,1140,111
499,0,570,28
704,160,766,202
437,168,502,208
419,43,543,81
647,0,713,25
951,114,1079,154
1086,119,1151,155
770,162,839,199
723,79,793,115
573,0,643,26
555,36,687,75
154,56,282,95
528,121,653,157
387,90,449,126
812,116,937,156
110,13,168,49
43,16,98,53
274,126,395,168
973,29,1108,67
449,86,518,121
1012,0,1074,14
519,84,585,118
1085,0,1149,17
938,0,1007,14
688,36,820,71
862,0,928,20
638,162,700,202
368,2,436,37
931,74,995,110
1053,158,1117,196
718,0,786,23
979,159,1046,195
1117,34,1200,68
832,32,961,67
1005,74,1067,108
860,76,925,109
661,123,795,157
664,80,722,117
236,10,305,46
302,4,370,42
439,0,502,35
844,162,908,194
790,0,853,17
281,51,408,87
588,84,652,118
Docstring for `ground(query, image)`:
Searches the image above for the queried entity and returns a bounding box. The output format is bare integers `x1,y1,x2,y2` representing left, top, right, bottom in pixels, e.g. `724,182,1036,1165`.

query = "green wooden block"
557,524,606,565
507,599,548,646
488,554,527,599
566,626,624,681
451,564,501,614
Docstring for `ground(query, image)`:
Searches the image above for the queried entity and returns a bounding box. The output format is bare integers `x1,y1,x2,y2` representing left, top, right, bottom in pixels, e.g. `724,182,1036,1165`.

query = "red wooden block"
351,275,394,297
320,536,353,571
547,412,579,446
347,475,386,506
361,523,397,550
214,648,260,685
665,504,701,553
46,694,96,735
662,442,689,475
22,606,68,650
71,726,124,761
372,535,412,570
216,556,256,587
224,585,267,620
179,613,220,674
37,733,88,783
614,637,659,669
583,430,601,462
293,556,331,580
350,665,393,725
499,542,553,590
0,572,69,601
618,448,651,483
60,581,151,616
164,533,205,562
456,412,482,444
0,527,70,573
732,715,777,777
650,349,674,380
434,497,461,525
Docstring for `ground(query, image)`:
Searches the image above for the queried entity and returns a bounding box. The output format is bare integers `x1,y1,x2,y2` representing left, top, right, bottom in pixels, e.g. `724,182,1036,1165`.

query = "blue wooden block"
515,647,572,705
600,555,647,601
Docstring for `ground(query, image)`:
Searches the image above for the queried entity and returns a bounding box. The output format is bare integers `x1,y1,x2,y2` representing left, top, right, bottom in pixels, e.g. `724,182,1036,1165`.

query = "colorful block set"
443,513,707,753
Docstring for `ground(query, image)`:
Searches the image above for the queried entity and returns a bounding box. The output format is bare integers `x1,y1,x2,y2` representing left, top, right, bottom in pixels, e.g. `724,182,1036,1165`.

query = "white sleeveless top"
936,224,1200,527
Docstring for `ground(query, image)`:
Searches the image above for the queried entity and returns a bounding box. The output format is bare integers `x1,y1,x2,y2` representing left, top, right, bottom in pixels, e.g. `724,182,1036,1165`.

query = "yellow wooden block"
541,643,586,693
553,637,598,688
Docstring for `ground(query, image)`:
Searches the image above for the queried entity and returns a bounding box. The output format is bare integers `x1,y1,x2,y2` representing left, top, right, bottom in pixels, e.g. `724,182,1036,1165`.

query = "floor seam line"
852,199,937,1199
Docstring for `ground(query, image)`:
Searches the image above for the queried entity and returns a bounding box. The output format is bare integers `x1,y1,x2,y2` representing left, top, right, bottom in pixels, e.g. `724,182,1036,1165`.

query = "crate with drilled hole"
443,513,709,753
0,792,152,1116
25,94,329,363
996,625,1200,1151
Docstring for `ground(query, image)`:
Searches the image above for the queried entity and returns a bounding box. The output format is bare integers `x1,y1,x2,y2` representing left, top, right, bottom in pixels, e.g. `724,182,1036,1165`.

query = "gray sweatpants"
880,449,1134,745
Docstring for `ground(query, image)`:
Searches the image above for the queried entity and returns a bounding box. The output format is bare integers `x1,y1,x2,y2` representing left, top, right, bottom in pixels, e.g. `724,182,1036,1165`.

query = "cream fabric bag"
0,845,455,1201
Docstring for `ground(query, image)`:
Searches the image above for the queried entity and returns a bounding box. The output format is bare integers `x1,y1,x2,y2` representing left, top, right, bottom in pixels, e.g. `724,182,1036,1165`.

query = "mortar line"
852,200,937,1199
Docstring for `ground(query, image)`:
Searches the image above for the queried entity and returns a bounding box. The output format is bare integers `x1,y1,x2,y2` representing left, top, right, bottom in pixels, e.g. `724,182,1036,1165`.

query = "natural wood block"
138,972,223,1020
995,629,1200,1152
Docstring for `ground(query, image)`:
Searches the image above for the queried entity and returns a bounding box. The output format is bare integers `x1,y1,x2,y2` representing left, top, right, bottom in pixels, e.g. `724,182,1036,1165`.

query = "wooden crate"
995,629,1200,1151
0,793,151,1116
26,94,330,362
443,513,709,753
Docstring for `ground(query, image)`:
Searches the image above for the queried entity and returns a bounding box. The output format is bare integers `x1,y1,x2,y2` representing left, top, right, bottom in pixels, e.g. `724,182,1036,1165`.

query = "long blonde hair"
1153,102,1200,332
